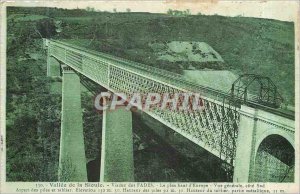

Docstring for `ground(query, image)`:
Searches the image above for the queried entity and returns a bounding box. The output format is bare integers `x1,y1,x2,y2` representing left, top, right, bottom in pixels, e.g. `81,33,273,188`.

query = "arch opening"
251,134,294,182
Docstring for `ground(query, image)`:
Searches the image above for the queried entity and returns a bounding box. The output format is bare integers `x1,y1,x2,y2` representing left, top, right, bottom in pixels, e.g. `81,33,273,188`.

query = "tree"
86,6,95,12
36,19,57,38
167,9,173,15
184,9,191,15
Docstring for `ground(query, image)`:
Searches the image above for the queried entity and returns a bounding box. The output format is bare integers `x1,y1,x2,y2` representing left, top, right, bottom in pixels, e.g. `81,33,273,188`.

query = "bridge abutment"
100,106,134,182
59,65,87,181
233,106,257,182
233,105,295,182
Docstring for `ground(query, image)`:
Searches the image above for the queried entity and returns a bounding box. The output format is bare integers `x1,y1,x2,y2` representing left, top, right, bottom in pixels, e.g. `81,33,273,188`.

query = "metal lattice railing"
45,39,240,165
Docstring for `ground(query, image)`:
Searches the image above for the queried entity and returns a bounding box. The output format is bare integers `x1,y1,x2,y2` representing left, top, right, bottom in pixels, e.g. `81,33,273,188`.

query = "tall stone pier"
47,56,61,77
100,106,134,182
59,65,87,182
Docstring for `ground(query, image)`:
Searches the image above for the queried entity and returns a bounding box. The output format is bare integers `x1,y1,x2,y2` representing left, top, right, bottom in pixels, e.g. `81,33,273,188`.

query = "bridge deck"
45,39,294,164
47,39,294,119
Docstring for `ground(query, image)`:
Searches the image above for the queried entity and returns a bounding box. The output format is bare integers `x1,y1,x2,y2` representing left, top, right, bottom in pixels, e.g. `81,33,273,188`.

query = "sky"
5,0,300,22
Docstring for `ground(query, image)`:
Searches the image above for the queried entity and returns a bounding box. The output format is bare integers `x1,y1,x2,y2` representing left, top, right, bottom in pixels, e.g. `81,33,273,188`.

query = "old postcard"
0,0,299,193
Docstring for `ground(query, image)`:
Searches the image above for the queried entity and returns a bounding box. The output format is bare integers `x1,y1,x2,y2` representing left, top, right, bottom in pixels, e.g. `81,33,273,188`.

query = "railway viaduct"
44,39,295,183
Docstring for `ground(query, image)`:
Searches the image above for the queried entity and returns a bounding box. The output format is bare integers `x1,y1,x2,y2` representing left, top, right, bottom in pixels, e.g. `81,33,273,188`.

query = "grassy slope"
56,13,294,105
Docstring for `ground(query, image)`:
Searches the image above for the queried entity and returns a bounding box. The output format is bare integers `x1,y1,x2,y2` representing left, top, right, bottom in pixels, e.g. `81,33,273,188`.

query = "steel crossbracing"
230,74,283,108
44,39,293,172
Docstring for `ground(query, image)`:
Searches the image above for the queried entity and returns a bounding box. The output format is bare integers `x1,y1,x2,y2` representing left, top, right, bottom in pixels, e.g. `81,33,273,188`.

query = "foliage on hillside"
8,8,294,106
6,37,61,180
40,8,293,105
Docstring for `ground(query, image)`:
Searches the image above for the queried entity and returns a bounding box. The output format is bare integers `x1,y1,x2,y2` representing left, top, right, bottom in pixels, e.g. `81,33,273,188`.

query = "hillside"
8,7,294,105
55,10,294,106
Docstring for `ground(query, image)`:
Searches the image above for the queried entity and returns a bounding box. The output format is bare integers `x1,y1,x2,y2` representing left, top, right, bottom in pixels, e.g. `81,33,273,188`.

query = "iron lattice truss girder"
46,39,239,166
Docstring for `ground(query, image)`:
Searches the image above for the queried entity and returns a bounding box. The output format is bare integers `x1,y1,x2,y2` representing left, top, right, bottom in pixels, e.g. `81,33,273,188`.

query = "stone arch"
250,134,294,182
254,128,294,156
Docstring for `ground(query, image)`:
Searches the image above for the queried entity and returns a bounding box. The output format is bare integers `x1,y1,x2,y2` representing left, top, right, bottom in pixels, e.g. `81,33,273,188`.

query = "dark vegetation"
7,7,295,105
6,7,294,181
6,37,60,180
